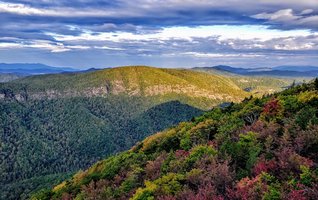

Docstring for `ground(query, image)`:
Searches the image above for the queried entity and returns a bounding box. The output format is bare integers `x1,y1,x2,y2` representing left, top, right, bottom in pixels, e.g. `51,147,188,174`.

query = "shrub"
300,165,313,186
154,173,185,195
185,145,217,169
187,120,217,145
295,106,318,130
261,98,283,122
253,159,276,175
236,132,262,173
180,134,192,151
132,181,157,200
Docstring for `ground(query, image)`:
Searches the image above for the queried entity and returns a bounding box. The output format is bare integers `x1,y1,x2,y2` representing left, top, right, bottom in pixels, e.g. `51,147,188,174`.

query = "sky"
0,0,317,69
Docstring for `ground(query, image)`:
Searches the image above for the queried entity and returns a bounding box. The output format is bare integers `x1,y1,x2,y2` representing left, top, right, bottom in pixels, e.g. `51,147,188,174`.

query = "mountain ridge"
0,63,77,74
1,66,248,109
273,65,318,72
0,66,251,199
36,79,318,200
194,65,318,77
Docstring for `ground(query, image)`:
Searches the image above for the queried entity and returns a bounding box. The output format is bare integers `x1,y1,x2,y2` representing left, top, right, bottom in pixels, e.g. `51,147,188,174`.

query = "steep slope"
39,79,318,200
1,66,246,109
0,73,23,83
0,97,203,200
0,66,248,199
228,76,293,95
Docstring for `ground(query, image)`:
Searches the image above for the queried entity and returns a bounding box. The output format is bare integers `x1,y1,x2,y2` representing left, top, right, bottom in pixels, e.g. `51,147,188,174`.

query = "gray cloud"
0,0,317,68
252,9,318,30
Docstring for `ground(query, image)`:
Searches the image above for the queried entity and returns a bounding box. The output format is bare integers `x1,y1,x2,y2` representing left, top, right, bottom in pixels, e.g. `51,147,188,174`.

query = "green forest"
0,66,298,199
0,96,202,199
35,79,318,200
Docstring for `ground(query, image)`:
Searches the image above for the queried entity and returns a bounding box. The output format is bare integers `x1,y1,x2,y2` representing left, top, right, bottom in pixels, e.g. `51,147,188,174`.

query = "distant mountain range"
1,63,318,80
273,65,318,72
0,63,78,75
0,63,98,82
194,65,318,77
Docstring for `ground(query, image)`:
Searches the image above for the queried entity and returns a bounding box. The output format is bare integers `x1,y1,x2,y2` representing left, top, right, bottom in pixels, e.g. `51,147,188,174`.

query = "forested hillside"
0,66,249,199
1,66,247,109
38,79,318,200
0,73,22,83
192,67,301,96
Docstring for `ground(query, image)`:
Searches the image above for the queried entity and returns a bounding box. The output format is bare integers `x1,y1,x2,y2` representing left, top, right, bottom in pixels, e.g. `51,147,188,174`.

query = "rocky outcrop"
0,80,243,103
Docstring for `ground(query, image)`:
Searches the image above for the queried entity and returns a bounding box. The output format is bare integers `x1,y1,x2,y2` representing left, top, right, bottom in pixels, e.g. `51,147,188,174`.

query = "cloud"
0,26,318,57
300,9,314,15
45,25,313,43
0,1,122,17
182,52,265,58
0,0,317,68
252,9,300,21
1,25,317,65
0,39,92,52
252,9,318,30
1,1,317,32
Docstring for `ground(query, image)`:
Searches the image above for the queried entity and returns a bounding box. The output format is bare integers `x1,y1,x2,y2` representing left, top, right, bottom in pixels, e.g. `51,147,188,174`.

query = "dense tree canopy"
36,79,318,200
0,96,202,200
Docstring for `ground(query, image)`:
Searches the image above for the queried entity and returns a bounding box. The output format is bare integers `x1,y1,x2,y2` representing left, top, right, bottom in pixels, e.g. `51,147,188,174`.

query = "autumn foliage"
33,79,318,200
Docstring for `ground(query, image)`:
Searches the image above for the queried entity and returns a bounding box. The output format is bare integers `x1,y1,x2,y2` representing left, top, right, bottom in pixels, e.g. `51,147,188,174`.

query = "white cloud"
182,52,264,58
0,1,122,17
94,46,125,51
300,9,314,15
0,42,22,48
252,9,318,30
47,25,312,43
0,40,92,52
252,9,300,21
2,25,316,53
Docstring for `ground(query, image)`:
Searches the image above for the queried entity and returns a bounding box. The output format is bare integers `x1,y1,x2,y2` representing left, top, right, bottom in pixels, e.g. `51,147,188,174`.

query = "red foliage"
294,125,318,156
157,196,176,200
61,193,73,200
306,183,318,199
263,98,281,116
301,157,314,168
286,189,306,200
208,140,218,148
275,148,313,175
207,160,234,194
227,175,268,200
82,179,110,199
175,149,190,158
241,120,279,139
178,182,221,200
283,183,318,200
113,173,125,186
253,159,276,175
193,158,234,195
107,170,126,187
237,176,261,189
145,152,167,180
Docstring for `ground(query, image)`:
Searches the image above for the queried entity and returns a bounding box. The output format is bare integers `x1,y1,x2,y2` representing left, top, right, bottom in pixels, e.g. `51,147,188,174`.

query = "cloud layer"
0,0,317,68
